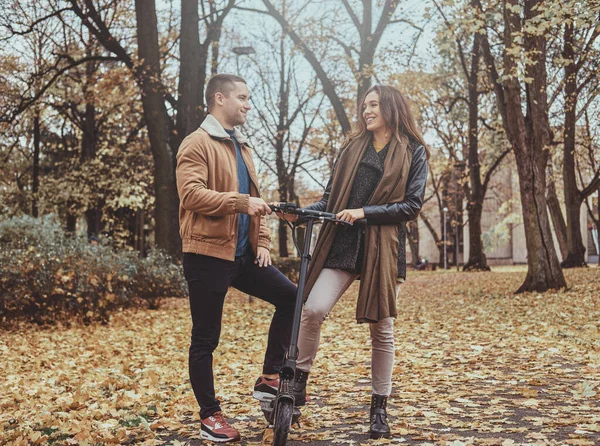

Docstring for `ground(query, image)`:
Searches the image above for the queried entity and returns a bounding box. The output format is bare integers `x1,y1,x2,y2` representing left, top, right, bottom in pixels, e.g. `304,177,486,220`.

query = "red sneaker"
253,375,279,401
200,411,241,443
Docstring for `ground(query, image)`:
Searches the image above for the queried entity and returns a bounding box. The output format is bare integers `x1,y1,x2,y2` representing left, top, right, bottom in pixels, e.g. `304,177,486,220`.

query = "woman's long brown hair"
349,84,430,159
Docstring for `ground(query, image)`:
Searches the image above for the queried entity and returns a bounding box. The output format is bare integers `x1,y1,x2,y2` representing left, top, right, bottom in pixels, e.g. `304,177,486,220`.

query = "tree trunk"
31,112,40,218
66,205,77,233
504,33,567,290
597,188,600,265
81,103,96,161
438,245,445,269
85,209,102,239
561,193,587,268
135,0,181,258
483,0,566,292
464,202,490,271
420,212,442,266
463,30,489,271
561,21,586,268
514,157,566,292
407,220,419,267
177,0,203,142
546,175,569,260
357,0,373,109
278,219,289,258
275,34,290,258
515,176,565,288
135,208,146,256
597,224,600,266
81,65,103,239
277,182,290,258
211,34,220,76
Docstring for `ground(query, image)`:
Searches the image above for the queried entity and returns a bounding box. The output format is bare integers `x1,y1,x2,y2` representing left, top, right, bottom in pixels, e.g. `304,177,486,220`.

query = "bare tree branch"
482,148,511,194
1,55,120,123
340,0,361,33
261,0,352,132
1,7,72,40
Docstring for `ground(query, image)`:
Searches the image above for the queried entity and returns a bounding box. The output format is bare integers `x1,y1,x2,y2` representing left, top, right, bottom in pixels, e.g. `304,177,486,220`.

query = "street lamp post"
453,160,465,271
231,46,255,74
443,207,448,270
455,218,460,271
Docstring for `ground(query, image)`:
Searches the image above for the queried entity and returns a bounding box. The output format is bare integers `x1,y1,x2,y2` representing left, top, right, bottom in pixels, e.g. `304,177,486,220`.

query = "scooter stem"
280,217,315,381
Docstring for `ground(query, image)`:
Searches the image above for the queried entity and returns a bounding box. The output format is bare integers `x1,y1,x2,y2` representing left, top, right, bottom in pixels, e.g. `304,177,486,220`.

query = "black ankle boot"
292,369,309,406
369,394,391,439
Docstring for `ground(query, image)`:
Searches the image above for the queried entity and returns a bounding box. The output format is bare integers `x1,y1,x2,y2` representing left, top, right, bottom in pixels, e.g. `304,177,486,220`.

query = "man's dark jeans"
182,251,297,419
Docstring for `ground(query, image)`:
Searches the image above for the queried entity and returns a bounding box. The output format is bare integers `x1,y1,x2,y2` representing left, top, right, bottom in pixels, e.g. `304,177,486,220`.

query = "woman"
275,84,429,438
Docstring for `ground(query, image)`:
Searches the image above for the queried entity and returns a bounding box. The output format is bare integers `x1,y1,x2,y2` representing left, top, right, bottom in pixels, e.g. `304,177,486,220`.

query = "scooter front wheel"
272,398,293,446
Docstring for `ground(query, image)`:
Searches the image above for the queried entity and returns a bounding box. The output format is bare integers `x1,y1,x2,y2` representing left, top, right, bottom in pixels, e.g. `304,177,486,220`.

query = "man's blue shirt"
225,129,250,257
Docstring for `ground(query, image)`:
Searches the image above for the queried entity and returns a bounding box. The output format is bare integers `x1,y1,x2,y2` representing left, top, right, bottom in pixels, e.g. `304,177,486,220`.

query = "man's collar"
200,114,252,147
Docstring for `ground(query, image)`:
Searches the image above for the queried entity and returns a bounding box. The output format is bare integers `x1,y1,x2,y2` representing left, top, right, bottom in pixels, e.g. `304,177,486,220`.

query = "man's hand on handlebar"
247,197,272,217
268,202,299,222
267,202,356,226
336,208,365,224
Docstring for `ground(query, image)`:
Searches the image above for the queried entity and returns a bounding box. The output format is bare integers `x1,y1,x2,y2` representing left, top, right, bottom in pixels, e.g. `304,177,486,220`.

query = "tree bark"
31,111,40,218
407,220,419,267
561,21,587,268
435,0,511,271
135,208,146,256
135,0,181,258
482,0,566,292
176,0,203,142
65,200,77,233
518,0,565,290
463,30,489,271
546,174,568,260
464,202,490,271
210,34,221,76
420,211,443,266
275,35,290,257
278,215,289,257
66,214,77,233
175,0,234,146
85,209,103,239
81,59,103,239
356,0,373,107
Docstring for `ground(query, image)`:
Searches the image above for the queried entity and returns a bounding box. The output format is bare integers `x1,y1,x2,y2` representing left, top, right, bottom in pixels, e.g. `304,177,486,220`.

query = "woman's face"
362,91,386,134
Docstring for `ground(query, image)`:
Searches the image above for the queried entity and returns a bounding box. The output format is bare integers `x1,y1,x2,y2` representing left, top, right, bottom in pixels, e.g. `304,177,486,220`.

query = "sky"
168,0,440,188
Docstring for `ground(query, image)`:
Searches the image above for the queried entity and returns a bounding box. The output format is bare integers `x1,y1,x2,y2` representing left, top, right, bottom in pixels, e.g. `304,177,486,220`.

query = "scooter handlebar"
269,202,360,226
269,202,335,219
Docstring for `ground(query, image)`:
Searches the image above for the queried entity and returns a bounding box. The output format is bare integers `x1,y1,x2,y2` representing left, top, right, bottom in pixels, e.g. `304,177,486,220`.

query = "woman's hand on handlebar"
336,208,365,224
268,202,299,223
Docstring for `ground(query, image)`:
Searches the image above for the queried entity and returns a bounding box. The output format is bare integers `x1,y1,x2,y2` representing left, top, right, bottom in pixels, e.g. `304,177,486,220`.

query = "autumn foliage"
0,216,186,325
1,267,599,445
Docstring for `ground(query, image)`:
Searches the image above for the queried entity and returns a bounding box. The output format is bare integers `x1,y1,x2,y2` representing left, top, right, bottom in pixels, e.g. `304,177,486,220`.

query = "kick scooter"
261,202,353,446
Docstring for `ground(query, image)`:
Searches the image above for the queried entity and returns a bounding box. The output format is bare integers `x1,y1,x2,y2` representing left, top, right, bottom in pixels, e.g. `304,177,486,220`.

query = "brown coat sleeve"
176,137,250,216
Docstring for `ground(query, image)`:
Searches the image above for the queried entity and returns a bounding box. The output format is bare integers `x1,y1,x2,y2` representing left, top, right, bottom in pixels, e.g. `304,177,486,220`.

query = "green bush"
0,214,64,249
0,215,186,325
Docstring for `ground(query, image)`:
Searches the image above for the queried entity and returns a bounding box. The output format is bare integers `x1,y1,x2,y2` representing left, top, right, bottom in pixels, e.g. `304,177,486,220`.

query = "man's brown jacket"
176,114,271,260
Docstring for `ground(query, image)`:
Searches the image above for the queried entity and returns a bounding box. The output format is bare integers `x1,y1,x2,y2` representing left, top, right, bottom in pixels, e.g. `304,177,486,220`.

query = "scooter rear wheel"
272,398,293,446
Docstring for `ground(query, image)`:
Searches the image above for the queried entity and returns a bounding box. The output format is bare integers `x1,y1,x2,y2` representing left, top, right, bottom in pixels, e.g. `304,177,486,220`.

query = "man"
176,74,297,443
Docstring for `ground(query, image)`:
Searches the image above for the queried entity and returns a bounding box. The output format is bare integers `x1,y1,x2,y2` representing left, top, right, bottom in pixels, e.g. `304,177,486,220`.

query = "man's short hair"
205,74,247,111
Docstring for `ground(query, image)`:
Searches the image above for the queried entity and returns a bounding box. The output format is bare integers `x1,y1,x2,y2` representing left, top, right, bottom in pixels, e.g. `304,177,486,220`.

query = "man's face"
217,81,251,127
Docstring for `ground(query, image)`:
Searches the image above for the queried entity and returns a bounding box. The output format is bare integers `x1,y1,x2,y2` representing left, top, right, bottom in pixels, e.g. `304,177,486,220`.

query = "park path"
1,267,599,445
